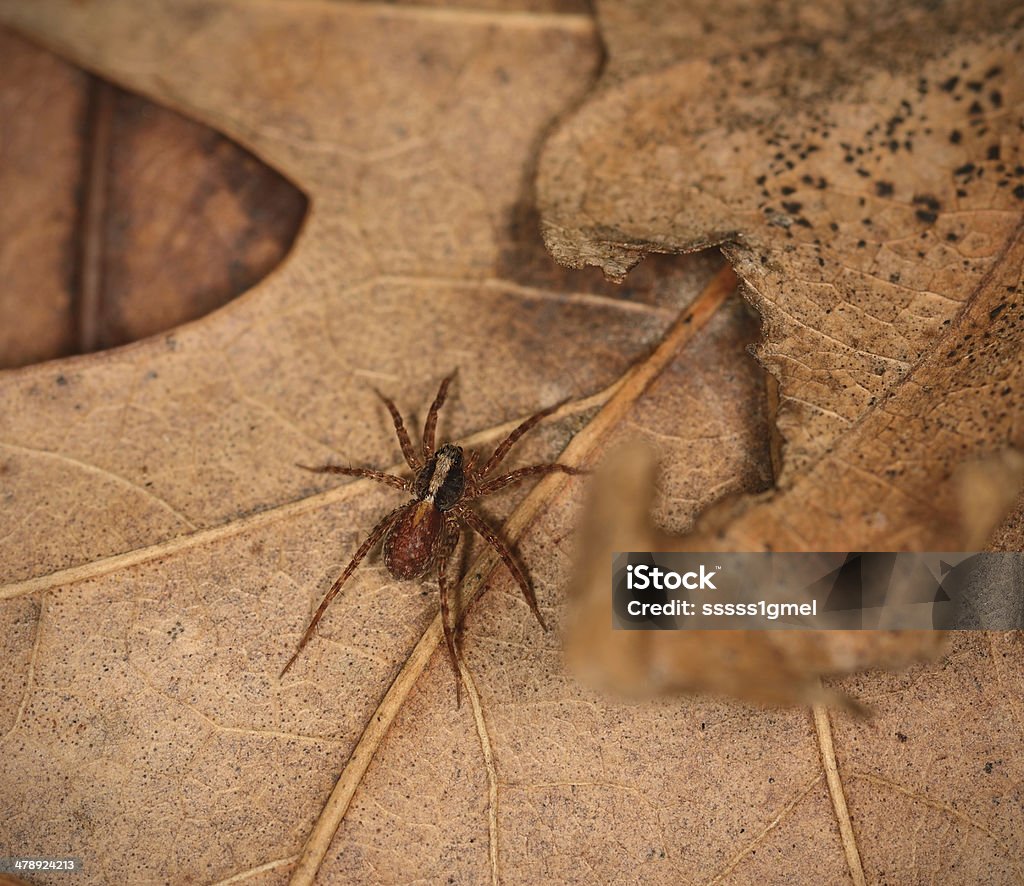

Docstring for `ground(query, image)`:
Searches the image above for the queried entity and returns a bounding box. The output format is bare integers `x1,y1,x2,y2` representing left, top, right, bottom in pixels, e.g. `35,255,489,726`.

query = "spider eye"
439,442,462,464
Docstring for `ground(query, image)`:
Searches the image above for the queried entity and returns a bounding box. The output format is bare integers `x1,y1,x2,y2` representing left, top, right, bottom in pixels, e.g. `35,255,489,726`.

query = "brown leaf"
0,27,305,369
540,0,1024,482
0,27,86,367
1,4,1021,886
564,441,944,709
539,0,1024,880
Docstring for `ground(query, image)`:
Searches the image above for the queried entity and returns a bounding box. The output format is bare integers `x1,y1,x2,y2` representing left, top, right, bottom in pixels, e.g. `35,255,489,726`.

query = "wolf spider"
280,372,584,701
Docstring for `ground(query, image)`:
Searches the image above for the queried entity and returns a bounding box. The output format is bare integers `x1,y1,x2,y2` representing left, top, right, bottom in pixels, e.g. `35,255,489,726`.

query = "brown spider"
280,372,584,700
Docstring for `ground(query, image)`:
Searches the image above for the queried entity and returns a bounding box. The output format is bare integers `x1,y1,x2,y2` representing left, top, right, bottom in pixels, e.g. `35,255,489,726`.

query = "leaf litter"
0,0,1021,884
541,0,1024,881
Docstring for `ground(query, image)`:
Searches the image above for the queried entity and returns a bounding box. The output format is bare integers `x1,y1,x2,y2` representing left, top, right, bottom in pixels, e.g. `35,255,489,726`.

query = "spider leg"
437,517,463,706
297,464,410,491
374,389,421,470
480,398,569,477
472,463,586,498
280,503,409,677
422,371,456,461
462,449,483,496
457,506,548,632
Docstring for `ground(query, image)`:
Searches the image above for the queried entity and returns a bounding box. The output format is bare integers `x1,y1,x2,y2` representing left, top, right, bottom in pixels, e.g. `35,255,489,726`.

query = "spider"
280,372,585,701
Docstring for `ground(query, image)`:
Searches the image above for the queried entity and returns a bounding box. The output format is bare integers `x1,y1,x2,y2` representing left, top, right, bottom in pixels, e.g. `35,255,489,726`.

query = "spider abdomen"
383,501,444,580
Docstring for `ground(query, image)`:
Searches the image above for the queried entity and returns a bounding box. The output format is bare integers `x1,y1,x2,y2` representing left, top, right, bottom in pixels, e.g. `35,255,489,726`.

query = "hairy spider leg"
280,503,409,677
374,389,421,470
461,449,484,498
475,463,586,497
422,371,456,461
296,463,410,491
457,506,548,632
480,399,570,477
436,517,463,706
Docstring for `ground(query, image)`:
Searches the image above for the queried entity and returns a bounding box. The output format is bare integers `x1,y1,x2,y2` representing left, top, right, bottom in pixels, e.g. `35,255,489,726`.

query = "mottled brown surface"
0,27,306,369
0,28,86,367
540,0,1024,478
541,0,1024,881
0,2,1020,885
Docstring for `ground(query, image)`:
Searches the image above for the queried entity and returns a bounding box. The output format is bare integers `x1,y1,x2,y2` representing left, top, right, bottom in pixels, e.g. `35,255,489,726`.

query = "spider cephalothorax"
280,372,584,701
413,442,465,511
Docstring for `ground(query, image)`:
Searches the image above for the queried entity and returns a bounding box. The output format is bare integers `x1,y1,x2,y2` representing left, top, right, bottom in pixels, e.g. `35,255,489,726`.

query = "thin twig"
812,704,866,886
460,656,500,886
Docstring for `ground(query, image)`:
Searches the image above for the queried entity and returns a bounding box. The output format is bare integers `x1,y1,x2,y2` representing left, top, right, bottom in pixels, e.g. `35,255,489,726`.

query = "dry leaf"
1,2,1022,885
541,0,1024,705
0,28,85,367
538,0,1024,881
564,441,944,709
0,26,306,369
540,0,1024,482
